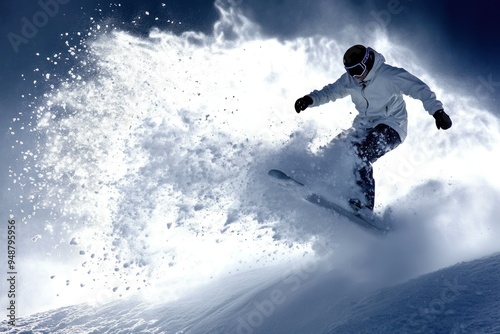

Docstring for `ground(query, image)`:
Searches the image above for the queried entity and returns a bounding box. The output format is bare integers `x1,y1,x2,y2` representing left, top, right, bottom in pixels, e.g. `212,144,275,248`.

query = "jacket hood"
362,48,386,83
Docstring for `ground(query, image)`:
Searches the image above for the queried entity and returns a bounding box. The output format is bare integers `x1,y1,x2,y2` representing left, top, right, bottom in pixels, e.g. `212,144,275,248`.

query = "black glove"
294,95,313,113
433,109,452,130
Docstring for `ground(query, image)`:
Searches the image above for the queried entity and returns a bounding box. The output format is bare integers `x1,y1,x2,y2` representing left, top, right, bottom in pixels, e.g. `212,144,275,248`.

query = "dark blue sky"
244,0,499,89
0,0,218,114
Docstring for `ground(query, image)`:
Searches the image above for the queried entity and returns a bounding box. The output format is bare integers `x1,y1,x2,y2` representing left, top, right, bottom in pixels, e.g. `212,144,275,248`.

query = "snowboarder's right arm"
294,95,313,113
294,75,349,113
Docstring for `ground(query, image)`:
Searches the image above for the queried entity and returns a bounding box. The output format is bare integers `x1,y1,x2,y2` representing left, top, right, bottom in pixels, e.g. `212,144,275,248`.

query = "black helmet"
343,45,375,79
343,45,366,67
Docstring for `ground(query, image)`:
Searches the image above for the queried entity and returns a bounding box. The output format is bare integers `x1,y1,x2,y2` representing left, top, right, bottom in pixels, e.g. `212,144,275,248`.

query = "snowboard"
268,169,388,233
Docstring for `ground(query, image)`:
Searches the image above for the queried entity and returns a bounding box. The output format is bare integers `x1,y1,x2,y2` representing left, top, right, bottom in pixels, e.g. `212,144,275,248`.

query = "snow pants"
353,124,401,210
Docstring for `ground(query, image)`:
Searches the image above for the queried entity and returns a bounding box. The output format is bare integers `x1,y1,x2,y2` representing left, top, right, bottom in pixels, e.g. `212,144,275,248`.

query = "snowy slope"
2,0,500,333
3,253,499,333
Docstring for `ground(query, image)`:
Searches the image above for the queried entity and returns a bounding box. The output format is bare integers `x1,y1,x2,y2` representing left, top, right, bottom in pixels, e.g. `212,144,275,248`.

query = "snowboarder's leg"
352,124,401,209
354,162,375,209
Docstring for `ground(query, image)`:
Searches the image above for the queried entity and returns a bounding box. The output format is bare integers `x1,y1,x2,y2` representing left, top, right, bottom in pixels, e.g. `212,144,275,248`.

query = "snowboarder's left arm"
432,109,452,130
391,68,452,130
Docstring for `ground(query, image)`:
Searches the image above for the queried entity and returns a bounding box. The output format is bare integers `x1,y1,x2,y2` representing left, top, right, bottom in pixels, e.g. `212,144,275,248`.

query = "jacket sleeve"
308,74,349,107
390,68,443,115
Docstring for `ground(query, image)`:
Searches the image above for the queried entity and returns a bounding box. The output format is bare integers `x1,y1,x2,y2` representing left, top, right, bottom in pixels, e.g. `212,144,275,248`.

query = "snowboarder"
294,44,452,211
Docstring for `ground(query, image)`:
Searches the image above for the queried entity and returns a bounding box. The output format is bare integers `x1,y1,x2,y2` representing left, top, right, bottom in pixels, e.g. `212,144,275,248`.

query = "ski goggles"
345,48,371,79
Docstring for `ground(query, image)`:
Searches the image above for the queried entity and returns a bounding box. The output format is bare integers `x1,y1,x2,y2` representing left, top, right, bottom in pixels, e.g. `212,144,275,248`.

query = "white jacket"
308,49,443,142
